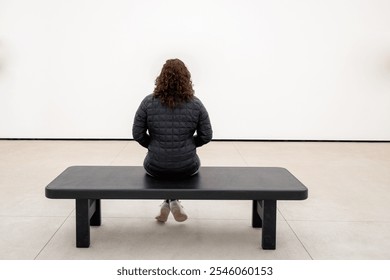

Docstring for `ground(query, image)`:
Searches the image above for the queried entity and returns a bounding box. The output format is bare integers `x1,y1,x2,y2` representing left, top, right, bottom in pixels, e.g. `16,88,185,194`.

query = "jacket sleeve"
132,97,151,148
194,101,213,147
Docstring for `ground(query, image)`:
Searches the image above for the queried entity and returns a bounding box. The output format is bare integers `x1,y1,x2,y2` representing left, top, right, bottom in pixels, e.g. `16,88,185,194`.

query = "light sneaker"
170,200,188,222
155,201,170,223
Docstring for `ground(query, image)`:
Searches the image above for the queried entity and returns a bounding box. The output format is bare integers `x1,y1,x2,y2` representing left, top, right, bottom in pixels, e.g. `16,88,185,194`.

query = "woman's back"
133,94,212,177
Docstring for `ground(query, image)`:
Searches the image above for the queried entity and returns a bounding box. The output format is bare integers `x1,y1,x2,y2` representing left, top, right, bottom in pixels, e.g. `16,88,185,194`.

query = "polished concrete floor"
0,140,389,260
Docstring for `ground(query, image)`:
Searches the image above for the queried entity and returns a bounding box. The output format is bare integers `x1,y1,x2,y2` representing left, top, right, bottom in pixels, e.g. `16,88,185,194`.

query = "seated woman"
132,58,213,223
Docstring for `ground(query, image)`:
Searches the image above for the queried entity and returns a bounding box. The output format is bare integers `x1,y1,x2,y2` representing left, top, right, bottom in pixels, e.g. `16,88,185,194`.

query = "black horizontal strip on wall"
0,138,389,143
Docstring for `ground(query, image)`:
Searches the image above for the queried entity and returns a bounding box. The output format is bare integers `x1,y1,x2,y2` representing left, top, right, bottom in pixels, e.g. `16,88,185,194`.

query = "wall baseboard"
0,138,389,143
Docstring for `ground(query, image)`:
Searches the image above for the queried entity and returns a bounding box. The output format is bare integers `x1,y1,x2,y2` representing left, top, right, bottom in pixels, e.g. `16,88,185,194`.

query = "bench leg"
90,199,101,226
76,199,90,248
252,200,262,228
253,200,277,250
75,199,101,248
261,200,277,250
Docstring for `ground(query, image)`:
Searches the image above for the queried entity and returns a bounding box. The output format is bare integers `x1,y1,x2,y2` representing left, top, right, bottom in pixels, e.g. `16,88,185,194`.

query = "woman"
132,59,213,223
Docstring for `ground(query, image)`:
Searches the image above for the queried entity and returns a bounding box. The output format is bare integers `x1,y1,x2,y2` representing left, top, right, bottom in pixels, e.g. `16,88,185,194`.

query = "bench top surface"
45,166,308,200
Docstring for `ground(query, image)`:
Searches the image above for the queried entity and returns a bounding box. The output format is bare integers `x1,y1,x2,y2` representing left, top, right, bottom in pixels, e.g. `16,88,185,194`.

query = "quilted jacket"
132,94,213,178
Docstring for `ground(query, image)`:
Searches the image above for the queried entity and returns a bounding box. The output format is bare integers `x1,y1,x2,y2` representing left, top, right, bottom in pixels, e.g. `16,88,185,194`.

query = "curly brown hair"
153,59,194,108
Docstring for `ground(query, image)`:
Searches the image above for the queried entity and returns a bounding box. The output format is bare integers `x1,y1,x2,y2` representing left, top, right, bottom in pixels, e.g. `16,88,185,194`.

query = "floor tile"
197,142,247,166
0,188,74,217
101,200,257,220
110,141,146,166
36,217,310,260
0,217,66,260
289,221,390,259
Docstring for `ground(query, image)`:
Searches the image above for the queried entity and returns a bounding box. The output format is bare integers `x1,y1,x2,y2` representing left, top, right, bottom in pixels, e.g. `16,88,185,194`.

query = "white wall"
1,0,389,140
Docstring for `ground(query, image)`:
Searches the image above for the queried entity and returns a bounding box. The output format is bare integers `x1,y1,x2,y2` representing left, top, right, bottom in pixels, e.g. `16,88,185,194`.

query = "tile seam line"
97,216,249,221
233,142,249,166
33,208,74,260
284,219,390,223
108,141,130,165
278,209,314,260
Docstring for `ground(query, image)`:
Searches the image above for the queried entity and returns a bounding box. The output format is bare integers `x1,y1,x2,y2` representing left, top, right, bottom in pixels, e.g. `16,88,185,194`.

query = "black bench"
45,166,308,249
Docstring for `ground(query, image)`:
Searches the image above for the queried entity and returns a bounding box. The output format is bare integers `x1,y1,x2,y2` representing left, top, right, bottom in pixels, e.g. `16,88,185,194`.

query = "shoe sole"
155,207,170,223
171,206,188,222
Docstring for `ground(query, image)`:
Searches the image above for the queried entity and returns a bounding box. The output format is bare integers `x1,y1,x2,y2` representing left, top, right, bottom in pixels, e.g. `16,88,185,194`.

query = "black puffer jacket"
132,94,213,178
